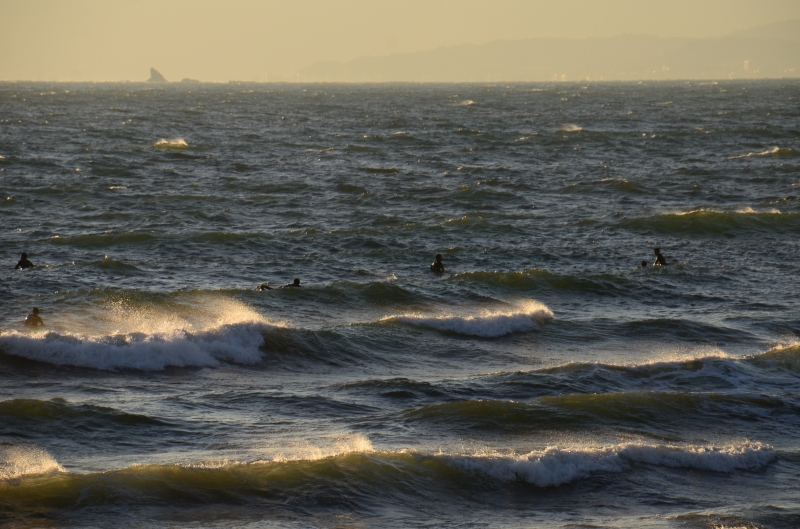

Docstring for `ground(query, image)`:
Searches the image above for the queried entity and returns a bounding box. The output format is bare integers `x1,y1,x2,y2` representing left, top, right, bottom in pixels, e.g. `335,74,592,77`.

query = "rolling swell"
321,279,420,307
451,268,631,296
560,178,650,195
404,391,798,432
0,441,773,511
47,232,156,248
619,208,799,235
0,398,164,426
494,354,751,396
46,231,273,250
333,347,800,404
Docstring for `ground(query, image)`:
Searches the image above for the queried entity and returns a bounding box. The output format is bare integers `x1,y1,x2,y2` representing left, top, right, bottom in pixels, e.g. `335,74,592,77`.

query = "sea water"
1,81,799,528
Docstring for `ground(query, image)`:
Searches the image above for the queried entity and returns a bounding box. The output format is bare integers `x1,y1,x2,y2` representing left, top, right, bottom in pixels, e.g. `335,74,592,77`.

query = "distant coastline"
2,19,799,83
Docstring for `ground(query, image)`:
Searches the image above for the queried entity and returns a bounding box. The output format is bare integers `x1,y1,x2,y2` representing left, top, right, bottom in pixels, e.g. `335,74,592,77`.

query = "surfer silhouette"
284,278,301,287
431,254,445,273
653,248,667,266
24,307,44,328
256,283,272,291
14,252,35,269
641,260,649,269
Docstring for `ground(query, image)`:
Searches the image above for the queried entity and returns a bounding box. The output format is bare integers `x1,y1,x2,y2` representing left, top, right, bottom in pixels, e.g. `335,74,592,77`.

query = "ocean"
1,81,799,528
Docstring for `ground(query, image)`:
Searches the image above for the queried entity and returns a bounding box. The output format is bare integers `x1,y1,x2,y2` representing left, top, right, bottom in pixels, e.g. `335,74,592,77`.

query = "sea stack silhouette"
147,68,168,83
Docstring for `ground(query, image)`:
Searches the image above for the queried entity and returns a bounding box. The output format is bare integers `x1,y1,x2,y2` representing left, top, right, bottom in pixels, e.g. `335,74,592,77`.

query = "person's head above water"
652,247,668,266
20,252,28,259
431,253,445,272
293,278,300,286
641,260,648,268
31,307,39,315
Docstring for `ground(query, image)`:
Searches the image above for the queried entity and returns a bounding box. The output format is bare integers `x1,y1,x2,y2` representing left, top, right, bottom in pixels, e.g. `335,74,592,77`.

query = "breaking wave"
0,444,63,481
0,294,281,371
558,124,582,132
447,442,774,487
383,301,553,337
0,440,772,509
0,322,272,371
731,146,800,158
153,138,189,149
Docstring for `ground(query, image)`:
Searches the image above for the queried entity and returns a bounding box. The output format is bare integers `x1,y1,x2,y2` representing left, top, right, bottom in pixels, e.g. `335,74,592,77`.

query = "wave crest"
621,208,799,234
731,146,800,158
0,440,771,502
0,444,63,481
153,138,189,149
447,442,774,487
0,322,271,371
0,294,280,371
383,301,553,337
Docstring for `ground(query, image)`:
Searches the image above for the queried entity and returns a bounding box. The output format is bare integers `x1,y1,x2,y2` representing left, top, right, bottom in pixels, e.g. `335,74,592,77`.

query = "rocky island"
147,68,168,83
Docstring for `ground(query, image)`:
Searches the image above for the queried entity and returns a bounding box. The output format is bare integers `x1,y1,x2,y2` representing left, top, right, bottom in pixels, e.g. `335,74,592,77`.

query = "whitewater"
1,80,799,528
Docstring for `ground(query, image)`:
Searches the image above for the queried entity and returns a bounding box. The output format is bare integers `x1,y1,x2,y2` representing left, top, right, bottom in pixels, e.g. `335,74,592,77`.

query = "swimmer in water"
284,278,301,288
641,260,649,268
256,283,272,291
653,247,667,266
431,254,445,273
24,307,44,328
15,252,35,269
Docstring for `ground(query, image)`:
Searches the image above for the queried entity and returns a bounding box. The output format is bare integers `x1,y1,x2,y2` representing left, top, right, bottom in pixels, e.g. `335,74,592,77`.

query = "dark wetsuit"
24,314,44,328
431,260,444,273
654,253,667,266
15,258,34,269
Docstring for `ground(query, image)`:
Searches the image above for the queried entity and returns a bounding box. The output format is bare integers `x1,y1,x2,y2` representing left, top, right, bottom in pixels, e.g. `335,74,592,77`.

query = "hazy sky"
2,0,799,81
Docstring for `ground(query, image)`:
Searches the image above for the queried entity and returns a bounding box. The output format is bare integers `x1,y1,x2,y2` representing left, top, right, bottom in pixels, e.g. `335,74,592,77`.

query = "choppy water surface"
1,81,799,528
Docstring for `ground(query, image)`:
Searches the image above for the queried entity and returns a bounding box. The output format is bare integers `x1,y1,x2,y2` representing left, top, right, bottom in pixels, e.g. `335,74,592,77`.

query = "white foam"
0,322,272,371
458,100,475,106
385,300,554,337
734,206,781,214
266,433,374,463
0,444,63,481
0,295,280,371
445,441,774,487
558,124,582,132
154,138,189,148
173,433,374,469
673,207,782,216
731,146,798,159
599,177,629,183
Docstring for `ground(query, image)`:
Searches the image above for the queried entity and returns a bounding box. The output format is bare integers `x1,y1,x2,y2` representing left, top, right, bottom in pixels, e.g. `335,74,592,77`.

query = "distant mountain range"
298,20,800,82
